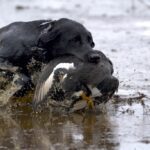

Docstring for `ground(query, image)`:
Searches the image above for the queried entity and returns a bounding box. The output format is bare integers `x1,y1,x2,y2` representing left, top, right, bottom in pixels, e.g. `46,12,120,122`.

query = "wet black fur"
0,18,95,96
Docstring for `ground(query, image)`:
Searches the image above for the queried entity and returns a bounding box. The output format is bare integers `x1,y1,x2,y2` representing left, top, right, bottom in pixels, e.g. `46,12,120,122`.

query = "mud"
0,94,149,150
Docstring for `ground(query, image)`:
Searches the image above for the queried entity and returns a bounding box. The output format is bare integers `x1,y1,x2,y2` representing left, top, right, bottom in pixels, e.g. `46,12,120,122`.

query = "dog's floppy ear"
38,21,61,47
107,58,114,74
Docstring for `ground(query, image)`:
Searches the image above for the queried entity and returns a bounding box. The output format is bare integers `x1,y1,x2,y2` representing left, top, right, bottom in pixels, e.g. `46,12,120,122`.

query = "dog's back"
0,20,50,66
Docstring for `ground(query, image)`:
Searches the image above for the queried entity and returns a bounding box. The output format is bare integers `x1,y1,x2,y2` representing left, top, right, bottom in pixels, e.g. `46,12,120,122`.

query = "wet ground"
0,0,150,149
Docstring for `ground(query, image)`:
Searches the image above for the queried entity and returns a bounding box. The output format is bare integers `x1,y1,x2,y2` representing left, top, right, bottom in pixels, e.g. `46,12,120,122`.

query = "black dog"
0,18,95,95
33,50,119,108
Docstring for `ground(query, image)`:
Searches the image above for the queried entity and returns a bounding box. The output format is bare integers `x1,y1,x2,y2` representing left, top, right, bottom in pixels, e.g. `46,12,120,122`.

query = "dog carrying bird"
32,50,119,112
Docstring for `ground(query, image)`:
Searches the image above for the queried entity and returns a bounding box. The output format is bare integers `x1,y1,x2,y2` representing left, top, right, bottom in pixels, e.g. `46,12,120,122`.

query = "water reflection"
0,97,150,150
0,105,120,150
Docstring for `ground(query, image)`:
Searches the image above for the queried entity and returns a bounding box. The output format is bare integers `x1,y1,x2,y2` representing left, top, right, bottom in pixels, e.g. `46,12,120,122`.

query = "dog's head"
38,18,95,61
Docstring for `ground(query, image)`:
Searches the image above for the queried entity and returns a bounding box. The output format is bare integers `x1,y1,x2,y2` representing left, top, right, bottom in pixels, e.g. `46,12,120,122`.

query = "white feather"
39,63,75,101
73,91,83,97
62,74,68,82
88,85,102,97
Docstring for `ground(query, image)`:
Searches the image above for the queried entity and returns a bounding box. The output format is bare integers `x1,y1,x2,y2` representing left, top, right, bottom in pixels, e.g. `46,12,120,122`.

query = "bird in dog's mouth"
32,50,119,112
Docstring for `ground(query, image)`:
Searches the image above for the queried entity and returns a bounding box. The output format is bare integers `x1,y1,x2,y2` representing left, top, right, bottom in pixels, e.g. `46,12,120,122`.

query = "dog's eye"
72,36,81,45
87,35,95,48
87,35,92,42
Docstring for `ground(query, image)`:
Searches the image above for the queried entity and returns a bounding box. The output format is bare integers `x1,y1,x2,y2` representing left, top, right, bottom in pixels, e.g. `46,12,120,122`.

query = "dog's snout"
89,53,100,63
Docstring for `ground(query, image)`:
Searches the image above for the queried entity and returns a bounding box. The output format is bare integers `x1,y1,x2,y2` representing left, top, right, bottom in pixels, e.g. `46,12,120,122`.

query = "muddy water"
0,95,149,150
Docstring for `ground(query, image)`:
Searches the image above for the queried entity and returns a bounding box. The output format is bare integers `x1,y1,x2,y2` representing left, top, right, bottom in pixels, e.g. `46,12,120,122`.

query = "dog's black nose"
88,53,100,63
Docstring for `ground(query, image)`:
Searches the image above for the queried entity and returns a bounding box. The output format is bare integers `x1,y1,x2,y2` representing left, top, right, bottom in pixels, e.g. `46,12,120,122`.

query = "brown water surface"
0,95,149,150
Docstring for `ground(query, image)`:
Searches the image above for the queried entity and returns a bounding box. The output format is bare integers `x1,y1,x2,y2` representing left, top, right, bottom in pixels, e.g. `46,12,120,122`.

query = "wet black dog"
33,50,119,109
0,18,95,95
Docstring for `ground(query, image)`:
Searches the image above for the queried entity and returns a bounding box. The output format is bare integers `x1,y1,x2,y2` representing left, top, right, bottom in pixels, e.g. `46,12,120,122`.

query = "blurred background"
0,0,150,25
